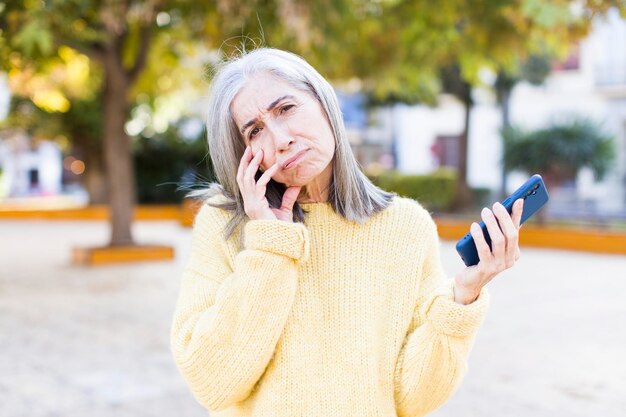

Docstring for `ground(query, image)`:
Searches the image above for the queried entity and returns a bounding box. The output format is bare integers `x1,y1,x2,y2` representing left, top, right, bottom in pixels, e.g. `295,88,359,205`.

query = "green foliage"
133,121,214,204
520,54,552,85
503,118,616,183
11,19,54,57
370,169,457,211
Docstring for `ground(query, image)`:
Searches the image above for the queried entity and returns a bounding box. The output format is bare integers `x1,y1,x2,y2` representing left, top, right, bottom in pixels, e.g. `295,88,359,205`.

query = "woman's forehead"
231,74,304,124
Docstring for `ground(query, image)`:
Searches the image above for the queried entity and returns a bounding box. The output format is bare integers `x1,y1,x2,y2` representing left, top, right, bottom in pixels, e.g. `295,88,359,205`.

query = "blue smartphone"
455,174,550,266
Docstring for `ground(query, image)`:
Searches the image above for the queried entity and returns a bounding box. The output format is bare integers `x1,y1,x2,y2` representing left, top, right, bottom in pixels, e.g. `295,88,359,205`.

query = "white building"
0,133,64,198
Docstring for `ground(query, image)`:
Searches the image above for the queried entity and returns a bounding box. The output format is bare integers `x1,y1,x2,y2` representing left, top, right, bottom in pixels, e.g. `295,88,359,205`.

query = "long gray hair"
192,47,394,240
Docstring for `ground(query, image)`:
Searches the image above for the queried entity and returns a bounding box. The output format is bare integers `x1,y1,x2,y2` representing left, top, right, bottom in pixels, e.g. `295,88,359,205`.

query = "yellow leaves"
7,46,96,113
32,90,70,112
58,46,91,95
8,67,69,112
72,19,87,32
157,76,173,90
502,5,530,33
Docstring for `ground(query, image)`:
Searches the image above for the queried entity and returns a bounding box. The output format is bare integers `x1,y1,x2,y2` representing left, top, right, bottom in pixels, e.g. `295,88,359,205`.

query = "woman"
170,48,523,417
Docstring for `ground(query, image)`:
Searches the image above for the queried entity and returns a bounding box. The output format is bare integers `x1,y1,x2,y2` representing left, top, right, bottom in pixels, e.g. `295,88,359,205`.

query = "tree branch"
127,25,153,83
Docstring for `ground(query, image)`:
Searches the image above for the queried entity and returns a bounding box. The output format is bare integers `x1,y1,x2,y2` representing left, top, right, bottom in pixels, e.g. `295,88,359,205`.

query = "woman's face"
230,72,335,188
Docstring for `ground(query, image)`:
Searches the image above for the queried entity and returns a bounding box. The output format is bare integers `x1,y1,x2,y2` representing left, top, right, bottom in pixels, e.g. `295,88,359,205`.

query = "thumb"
280,186,302,212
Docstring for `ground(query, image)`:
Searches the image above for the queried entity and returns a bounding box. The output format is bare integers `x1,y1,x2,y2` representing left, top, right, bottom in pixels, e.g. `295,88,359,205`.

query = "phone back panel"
455,175,549,266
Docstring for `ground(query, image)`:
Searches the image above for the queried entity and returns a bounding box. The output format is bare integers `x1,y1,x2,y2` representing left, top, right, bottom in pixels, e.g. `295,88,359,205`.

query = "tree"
1,1,221,246
0,0,321,246
304,0,626,210
441,1,626,209
495,54,552,200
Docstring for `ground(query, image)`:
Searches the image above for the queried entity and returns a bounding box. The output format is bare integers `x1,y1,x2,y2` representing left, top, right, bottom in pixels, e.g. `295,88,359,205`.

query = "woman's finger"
237,146,252,189
492,202,519,266
481,207,505,262
470,222,492,263
244,149,264,189
280,186,302,212
255,163,279,197
511,198,524,229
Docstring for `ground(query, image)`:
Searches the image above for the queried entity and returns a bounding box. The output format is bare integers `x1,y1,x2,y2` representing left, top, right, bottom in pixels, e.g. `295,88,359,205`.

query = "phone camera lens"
533,184,539,190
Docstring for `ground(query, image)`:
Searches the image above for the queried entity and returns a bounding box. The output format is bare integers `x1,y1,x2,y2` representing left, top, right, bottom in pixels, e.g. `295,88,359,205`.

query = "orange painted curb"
0,205,181,221
3,203,625,256
180,199,203,227
434,217,626,256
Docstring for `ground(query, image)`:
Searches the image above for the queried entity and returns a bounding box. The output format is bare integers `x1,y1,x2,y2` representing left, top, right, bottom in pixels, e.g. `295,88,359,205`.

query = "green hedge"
370,169,457,211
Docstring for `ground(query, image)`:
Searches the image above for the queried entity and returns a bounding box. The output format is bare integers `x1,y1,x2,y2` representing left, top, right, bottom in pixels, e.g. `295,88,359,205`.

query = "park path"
1,220,625,417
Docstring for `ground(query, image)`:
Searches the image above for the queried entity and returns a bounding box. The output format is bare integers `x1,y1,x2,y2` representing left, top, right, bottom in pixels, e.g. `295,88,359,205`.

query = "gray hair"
192,47,394,240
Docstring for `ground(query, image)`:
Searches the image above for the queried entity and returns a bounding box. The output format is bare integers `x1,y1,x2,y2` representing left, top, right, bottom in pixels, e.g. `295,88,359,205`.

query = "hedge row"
369,169,457,211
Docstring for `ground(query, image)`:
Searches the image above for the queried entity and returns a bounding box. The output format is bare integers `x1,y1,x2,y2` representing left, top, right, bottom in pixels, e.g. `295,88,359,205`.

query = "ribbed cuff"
422,280,490,337
243,220,310,263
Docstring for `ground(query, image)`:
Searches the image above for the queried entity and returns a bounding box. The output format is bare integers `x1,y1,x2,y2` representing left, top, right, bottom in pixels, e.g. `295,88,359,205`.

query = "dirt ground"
1,219,625,417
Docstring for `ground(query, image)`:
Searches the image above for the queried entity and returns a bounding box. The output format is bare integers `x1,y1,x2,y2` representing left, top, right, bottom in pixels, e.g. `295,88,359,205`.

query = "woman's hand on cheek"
453,199,524,304
236,146,301,222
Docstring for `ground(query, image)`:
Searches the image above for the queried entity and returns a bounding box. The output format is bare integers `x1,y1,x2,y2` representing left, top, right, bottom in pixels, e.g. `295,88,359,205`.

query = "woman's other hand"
236,146,302,222
453,198,524,304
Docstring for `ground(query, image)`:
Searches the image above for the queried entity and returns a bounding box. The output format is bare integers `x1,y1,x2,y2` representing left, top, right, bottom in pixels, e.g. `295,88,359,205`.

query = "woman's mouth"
282,149,308,170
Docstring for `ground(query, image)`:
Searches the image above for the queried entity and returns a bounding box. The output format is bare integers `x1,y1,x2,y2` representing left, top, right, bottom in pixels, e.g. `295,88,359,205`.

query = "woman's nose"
268,122,294,151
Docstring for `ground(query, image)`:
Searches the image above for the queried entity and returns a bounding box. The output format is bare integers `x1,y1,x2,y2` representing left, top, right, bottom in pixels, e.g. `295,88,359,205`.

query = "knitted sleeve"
393,212,489,417
170,203,309,411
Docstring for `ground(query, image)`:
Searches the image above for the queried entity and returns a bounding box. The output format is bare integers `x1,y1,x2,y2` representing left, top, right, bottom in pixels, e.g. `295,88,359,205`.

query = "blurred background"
1,1,626,416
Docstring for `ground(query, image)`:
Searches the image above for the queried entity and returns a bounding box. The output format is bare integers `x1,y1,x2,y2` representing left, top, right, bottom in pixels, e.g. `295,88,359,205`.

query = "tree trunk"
390,104,399,170
499,86,511,201
453,83,473,211
102,51,135,246
83,145,107,204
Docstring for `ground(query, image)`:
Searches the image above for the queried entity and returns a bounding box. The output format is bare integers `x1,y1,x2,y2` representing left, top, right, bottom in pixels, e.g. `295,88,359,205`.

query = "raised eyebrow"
240,95,296,135
240,118,256,135
266,95,295,112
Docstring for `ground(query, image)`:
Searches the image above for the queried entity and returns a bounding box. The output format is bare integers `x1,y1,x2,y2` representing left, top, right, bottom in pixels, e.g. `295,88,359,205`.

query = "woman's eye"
280,104,295,114
249,127,261,139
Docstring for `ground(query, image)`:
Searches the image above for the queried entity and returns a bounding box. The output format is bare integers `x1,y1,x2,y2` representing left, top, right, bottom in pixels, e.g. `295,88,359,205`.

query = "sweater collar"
299,201,336,224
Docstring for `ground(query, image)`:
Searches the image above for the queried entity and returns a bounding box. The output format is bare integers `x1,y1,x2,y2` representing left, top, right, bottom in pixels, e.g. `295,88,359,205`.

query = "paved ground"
1,219,625,417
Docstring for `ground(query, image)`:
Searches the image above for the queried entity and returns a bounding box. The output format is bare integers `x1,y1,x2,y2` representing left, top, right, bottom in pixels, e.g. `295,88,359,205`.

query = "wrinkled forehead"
229,72,314,126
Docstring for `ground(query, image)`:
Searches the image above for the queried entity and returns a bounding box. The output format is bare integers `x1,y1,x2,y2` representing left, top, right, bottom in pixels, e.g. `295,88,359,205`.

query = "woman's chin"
278,177,309,188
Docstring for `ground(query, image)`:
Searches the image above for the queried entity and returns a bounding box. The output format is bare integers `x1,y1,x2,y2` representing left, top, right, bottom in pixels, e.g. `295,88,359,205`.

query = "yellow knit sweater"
170,195,489,417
